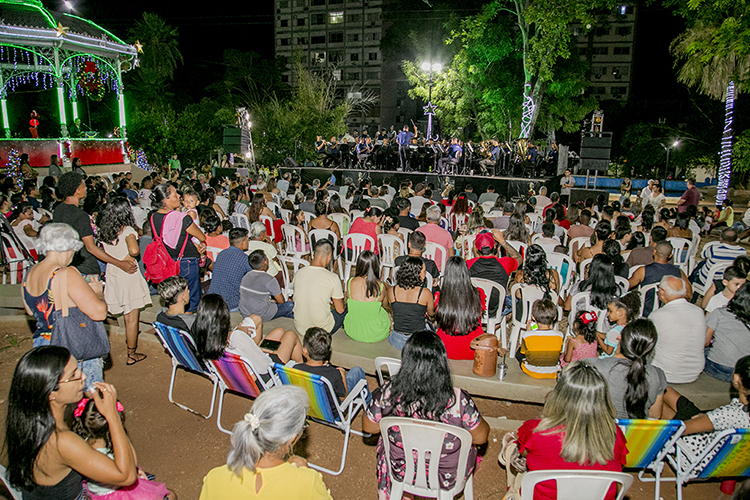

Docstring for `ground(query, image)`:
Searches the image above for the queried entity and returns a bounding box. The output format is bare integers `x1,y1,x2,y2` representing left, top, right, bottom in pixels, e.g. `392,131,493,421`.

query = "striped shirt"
697,243,746,285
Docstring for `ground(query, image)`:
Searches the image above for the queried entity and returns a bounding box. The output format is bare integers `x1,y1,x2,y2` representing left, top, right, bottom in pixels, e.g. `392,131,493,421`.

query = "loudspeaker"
569,188,609,206
580,132,612,172
284,157,299,168
223,127,249,155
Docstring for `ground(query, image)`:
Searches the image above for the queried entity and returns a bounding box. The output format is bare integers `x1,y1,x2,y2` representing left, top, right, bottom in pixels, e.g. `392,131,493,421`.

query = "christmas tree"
6,148,22,189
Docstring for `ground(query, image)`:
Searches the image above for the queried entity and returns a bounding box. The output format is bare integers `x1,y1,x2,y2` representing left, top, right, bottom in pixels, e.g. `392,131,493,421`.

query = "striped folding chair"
269,362,368,475
153,322,218,419
668,428,750,500
208,352,273,434
616,418,685,500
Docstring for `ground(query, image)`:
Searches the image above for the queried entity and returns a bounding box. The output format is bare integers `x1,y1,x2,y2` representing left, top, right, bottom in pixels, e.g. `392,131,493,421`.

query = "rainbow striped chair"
667,428,750,500
616,419,685,500
153,322,218,419
208,352,274,434
269,362,368,475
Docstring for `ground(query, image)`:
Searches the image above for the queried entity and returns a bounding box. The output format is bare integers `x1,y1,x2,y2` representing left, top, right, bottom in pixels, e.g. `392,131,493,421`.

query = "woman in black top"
387,257,435,350
148,183,206,312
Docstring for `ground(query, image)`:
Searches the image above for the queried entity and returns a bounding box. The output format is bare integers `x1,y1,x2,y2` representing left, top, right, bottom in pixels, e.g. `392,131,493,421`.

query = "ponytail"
620,318,658,419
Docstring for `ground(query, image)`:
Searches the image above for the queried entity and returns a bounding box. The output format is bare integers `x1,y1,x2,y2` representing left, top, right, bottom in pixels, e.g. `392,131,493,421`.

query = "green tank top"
343,280,391,343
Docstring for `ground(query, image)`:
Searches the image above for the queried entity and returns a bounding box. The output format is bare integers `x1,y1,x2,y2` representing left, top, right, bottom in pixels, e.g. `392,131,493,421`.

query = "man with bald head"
649,275,707,383
629,240,691,315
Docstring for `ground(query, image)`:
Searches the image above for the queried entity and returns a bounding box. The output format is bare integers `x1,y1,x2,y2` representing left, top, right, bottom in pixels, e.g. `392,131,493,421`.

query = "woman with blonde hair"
500,361,627,500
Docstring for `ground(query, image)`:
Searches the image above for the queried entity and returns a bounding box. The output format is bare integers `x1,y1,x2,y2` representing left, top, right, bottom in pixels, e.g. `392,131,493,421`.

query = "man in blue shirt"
208,227,253,312
438,138,462,174
479,139,500,175
396,124,417,171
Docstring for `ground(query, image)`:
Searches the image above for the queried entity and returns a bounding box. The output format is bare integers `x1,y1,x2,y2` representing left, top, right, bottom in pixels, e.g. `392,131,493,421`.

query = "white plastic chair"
451,212,468,232
229,213,250,230
640,282,661,317
693,261,731,297
471,277,507,346
547,252,575,299
578,257,593,282
568,236,591,259
378,234,406,282
328,212,350,236
628,264,644,279
280,223,310,260
397,226,413,243
423,241,449,272
615,275,630,296
259,214,277,242
509,283,558,355
309,228,343,279
505,240,528,259
0,464,21,500
520,470,633,500
343,233,375,284
374,356,401,386
266,201,280,215
379,417,475,500
567,290,594,336
667,237,694,275
461,233,477,260
279,207,291,224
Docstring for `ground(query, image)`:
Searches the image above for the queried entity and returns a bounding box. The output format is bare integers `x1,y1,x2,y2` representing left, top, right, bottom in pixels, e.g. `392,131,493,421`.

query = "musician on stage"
437,138,462,174
374,138,394,170
324,136,340,168
315,135,327,163
356,137,374,168
396,124,417,171
424,138,438,172
479,139,500,176
339,138,352,169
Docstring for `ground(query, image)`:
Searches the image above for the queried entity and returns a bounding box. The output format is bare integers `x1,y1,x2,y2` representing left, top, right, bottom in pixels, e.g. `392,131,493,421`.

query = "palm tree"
670,16,750,203
127,13,183,104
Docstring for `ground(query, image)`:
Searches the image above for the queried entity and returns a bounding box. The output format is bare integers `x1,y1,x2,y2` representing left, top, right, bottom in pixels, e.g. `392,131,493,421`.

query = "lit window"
330,11,344,23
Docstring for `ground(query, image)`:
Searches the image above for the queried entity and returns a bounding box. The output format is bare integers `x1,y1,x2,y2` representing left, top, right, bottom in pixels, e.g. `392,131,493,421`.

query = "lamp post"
660,140,680,183
420,62,441,140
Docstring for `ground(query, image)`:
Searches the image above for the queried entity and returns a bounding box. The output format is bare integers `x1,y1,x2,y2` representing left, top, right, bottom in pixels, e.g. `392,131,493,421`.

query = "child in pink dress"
560,310,599,367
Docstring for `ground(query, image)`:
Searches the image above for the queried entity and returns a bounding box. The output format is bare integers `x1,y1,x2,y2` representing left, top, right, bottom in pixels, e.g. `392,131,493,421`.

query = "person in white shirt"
704,266,746,314
409,182,429,217
138,177,153,209
640,179,655,208
534,186,552,211
649,275,707,383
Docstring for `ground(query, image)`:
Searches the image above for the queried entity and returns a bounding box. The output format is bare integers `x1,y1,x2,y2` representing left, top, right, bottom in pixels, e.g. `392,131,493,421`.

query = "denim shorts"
388,331,411,350
81,357,104,392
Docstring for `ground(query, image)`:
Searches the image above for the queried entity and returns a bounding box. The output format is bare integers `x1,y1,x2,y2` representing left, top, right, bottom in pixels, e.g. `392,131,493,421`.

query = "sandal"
127,348,147,366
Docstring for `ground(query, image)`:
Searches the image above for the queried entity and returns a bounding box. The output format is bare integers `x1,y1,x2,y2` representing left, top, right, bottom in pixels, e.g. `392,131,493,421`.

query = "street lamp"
660,140,680,182
420,62,442,140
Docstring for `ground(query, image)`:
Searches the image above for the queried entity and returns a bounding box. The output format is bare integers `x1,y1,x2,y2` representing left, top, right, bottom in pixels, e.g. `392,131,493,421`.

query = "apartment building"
274,0,384,130
572,3,638,101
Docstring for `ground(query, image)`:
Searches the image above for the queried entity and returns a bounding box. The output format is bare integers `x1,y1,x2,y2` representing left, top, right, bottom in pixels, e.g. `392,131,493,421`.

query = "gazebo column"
0,70,10,138
116,60,126,140
53,47,67,137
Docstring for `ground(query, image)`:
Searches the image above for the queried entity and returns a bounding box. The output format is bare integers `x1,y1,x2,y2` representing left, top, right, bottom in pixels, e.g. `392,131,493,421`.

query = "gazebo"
0,0,137,168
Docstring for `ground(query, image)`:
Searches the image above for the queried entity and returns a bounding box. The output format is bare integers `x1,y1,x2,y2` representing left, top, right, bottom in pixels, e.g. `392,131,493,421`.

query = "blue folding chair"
153,322,218,419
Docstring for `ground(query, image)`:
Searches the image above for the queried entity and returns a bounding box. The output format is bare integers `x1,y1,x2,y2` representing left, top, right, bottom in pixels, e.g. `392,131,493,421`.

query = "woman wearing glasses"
5,346,138,499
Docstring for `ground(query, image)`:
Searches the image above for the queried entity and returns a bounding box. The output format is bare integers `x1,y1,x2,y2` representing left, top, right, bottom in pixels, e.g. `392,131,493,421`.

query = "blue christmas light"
716,81,734,205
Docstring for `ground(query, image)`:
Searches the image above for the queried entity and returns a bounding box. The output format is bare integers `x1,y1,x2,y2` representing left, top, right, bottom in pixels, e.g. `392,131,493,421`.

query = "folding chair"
374,356,401,386
153,322,218,419
667,428,750,500
0,464,22,500
343,233,375,284
617,418,685,500
471,277,507,347
379,417,475,500
423,241,449,272
521,470,633,500
208,352,273,434
1,232,33,284
269,363,368,475
378,234,406,281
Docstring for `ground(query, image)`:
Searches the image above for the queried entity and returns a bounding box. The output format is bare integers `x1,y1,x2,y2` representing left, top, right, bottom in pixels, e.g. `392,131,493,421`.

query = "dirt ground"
0,319,734,500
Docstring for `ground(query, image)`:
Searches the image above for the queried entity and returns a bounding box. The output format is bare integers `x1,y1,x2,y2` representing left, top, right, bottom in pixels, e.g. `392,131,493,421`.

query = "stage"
279,166,550,200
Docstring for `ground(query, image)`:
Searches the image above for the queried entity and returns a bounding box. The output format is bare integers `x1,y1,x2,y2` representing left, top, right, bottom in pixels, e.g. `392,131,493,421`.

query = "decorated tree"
6,148,22,190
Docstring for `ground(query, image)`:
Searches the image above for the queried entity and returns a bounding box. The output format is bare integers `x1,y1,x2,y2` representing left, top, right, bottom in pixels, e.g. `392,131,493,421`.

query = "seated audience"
343,251,391,343
362,331,489,499
501,361,627,500
700,256,750,308
492,202,515,230
515,244,561,298
239,250,293,322
309,200,341,242
691,227,747,290
247,221,282,279
561,310,599,367
705,283,750,382
200,386,331,499
293,240,346,335
387,257,435,350
602,239,629,279
626,225,668,267
207,227,253,312
517,299,564,379
599,291,640,357
156,276,195,332
629,240,692,312
576,221,611,263
347,206,382,255
396,197,420,231
567,209,594,240
203,215,230,263
435,256,486,360
588,318,668,419
503,213,531,246
295,327,370,404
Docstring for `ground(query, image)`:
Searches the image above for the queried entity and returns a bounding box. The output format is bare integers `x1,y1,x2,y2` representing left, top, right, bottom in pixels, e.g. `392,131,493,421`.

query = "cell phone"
259,339,282,351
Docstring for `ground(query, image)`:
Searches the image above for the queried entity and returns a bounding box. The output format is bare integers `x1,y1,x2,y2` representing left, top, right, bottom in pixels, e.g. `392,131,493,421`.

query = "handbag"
50,268,110,361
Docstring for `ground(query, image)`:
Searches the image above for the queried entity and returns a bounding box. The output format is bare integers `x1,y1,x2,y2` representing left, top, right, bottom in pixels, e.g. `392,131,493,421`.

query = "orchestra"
312,131,561,177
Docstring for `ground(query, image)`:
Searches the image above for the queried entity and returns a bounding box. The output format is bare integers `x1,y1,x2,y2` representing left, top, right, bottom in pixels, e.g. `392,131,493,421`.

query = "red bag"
143,214,188,284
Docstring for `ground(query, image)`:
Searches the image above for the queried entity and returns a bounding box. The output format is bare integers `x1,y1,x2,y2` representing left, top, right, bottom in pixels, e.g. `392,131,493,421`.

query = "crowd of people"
2,163,750,499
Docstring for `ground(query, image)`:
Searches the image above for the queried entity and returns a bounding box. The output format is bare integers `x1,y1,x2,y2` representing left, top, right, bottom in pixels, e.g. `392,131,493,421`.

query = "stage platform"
280,166,550,200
